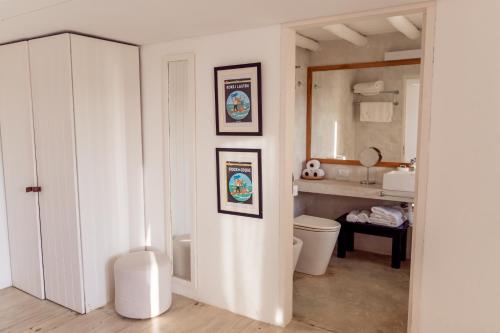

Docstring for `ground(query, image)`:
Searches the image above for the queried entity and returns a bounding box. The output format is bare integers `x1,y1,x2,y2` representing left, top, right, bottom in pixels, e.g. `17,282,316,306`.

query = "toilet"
293,215,341,275
173,234,191,280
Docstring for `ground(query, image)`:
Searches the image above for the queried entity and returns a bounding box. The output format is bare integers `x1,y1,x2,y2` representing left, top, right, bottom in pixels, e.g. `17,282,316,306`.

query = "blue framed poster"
216,148,262,219
214,63,262,136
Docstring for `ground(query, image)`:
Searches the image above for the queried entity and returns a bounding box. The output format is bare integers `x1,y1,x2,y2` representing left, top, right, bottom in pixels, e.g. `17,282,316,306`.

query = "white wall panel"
419,0,500,331
70,34,144,311
29,34,85,313
0,137,11,289
0,42,44,297
141,25,283,325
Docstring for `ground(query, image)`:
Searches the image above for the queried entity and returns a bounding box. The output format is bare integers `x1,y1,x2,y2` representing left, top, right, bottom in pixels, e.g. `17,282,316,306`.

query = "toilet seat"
294,215,341,232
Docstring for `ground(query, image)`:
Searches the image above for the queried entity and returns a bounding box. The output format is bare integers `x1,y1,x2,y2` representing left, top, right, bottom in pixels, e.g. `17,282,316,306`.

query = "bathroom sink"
382,170,415,192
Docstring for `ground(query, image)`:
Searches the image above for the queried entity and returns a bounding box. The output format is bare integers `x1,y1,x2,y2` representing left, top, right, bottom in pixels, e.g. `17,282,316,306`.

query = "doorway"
279,3,436,332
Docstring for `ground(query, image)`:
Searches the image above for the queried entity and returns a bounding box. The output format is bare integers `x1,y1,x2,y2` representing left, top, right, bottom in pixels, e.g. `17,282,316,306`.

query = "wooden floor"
1,252,409,333
0,287,330,333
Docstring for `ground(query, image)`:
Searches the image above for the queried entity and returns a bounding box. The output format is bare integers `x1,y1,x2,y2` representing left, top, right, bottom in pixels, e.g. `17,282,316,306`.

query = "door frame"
278,2,436,331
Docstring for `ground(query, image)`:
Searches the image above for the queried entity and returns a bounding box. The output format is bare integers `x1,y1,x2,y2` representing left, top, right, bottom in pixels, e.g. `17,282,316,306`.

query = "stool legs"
347,231,355,251
401,230,408,261
391,233,402,269
337,229,347,258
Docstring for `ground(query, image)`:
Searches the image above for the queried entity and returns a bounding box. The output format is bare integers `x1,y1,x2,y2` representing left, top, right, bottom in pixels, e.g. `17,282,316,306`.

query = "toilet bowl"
293,215,341,275
293,236,303,271
173,234,191,280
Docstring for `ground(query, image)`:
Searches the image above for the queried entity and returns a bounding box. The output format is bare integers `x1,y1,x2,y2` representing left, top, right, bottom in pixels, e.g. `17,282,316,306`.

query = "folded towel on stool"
358,210,370,223
346,210,360,222
371,206,404,220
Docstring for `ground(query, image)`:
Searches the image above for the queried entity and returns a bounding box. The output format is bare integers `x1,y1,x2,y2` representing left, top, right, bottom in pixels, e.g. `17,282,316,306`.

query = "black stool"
336,213,409,269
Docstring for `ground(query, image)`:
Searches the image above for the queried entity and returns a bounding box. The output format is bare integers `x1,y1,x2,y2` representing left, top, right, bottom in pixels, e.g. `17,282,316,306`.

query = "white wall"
294,47,309,180
140,1,500,330
141,25,285,324
0,141,11,289
418,0,500,332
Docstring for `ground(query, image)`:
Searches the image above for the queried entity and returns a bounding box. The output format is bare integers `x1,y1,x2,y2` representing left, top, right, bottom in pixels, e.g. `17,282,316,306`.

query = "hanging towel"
360,102,394,122
353,80,384,96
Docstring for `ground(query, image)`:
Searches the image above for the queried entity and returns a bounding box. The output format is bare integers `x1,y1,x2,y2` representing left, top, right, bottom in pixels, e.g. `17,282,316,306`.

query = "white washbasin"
383,170,415,192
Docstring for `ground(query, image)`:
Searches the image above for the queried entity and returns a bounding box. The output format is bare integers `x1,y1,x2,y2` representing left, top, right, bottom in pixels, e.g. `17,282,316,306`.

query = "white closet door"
28,34,85,313
70,34,144,311
0,42,44,298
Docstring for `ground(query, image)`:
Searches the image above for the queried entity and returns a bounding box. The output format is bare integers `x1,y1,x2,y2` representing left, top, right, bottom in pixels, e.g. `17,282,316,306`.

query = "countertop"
294,178,414,203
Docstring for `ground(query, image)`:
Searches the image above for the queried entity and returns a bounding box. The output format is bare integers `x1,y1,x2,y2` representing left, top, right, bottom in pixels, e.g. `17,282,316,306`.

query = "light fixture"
295,34,320,52
387,16,421,40
323,24,368,47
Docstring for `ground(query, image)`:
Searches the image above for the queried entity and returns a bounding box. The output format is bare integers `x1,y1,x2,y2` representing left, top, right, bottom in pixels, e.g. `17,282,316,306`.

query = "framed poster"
214,63,262,136
216,148,262,219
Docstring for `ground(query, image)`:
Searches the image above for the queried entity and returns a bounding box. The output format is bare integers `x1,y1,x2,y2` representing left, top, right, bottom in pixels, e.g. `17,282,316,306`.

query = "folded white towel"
347,209,370,223
346,210,360,223
369,205,407,227
353,80,384,96
358,210,370,223
371,206,403,220
306,159,321,170
360,102,393,123
369,216,404,228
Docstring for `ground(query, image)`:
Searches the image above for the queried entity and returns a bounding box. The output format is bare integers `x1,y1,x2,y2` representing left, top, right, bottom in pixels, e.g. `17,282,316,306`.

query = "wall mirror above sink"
307,59,421,167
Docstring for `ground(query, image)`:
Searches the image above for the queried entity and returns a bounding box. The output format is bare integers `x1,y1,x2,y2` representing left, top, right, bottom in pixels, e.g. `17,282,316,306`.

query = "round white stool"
114,251,172,319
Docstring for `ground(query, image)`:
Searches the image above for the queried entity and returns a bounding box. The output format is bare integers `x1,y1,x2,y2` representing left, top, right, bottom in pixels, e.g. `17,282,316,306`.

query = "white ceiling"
296,13,423,41
0,0,423,45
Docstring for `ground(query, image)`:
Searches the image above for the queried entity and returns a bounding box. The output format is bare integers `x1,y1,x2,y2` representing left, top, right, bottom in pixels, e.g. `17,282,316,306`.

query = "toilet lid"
294,215,341,231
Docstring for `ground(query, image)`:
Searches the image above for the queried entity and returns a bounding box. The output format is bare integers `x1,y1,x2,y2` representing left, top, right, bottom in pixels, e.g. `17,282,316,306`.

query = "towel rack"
353,90,399,106
353,90,399,95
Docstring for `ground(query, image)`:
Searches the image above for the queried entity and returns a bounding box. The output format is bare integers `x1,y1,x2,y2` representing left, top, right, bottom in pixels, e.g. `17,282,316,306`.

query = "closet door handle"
32,186,42,193
25,187,33,192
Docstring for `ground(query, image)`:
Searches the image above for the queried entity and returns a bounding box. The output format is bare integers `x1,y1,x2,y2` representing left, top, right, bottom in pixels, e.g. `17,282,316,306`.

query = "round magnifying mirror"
359,147,382,184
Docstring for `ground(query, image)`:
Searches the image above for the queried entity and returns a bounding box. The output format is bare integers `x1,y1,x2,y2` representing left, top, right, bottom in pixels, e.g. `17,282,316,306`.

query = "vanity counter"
295,178,414,203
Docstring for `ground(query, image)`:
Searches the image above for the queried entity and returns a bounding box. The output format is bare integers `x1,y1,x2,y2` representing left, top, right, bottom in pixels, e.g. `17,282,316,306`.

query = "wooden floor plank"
0,288,327,333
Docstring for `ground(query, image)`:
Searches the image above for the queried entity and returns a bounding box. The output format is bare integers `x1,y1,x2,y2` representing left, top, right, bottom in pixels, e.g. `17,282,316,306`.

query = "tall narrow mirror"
165,56,196,282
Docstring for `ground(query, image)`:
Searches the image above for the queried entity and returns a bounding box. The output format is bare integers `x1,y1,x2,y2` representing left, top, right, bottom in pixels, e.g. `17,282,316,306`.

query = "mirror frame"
306,58,421,167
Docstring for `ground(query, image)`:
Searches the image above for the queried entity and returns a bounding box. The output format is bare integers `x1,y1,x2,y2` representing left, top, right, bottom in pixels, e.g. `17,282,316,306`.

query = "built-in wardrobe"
0,33,144,313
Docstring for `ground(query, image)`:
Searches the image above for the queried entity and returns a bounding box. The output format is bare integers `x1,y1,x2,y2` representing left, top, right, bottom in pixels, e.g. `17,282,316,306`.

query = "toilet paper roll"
316,169,325,177
302,168,324,178
310,169,324,178
306,159,321,170
302,168,314,178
